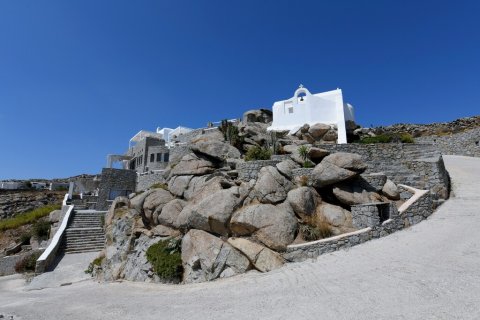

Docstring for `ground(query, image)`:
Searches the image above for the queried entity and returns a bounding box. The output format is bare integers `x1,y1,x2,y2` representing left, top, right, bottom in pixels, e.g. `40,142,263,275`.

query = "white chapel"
267,86,355,144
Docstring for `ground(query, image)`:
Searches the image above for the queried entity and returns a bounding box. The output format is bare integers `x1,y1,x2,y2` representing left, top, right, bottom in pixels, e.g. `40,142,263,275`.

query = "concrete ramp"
26,251,98,290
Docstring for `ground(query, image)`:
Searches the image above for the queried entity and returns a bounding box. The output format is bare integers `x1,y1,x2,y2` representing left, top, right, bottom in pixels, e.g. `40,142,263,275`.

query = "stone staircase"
62,211,105,254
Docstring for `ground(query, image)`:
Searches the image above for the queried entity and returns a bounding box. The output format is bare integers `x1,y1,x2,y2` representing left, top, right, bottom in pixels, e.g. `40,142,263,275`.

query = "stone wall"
238,160,282,181
137,173,166,192
399,189,434,226
96,168,137,211
0,249,44,276
415,127,480,157
283,191,433,262
319,143,449,199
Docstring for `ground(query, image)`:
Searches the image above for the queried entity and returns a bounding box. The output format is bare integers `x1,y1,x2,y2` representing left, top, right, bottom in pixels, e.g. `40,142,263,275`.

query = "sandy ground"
1,155,480,320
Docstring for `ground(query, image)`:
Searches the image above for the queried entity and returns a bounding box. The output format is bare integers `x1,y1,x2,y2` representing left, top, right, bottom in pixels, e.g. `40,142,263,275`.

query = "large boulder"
308,123,331,139
230,203,298,251
283,144,309,165
332,178,386,206
322,152,367,172
170,153,216,176
316,202,354,232
191,140,241,161
382,179,400,200
182,229,251,284
276,159,300,179
157,199,187,228
183,175,232,204
129,190,155,214
168,175,193,198
142,189,174,225
246,166,293,204
176,187,246,236
238,122,271,145
286,187,320,219
227,238,284,272
105,196,130,226
307,147,330,163
242,109,273,124
311,161,359,188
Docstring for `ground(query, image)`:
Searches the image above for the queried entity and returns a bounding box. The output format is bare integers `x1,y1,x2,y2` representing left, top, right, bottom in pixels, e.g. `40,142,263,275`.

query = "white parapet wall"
35,194,74,273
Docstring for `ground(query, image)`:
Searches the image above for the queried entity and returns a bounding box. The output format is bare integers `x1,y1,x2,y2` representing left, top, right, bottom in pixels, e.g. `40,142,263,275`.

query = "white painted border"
287,227,372,249
397,184,429,214
36,194,74,272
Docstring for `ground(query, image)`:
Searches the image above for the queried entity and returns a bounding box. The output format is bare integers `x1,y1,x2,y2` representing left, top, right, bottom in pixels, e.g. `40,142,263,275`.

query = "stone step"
63,241,104,248
63,245,104,253
64,235,105,240
69,223,102,227
64,247,103,254
64,241,105,248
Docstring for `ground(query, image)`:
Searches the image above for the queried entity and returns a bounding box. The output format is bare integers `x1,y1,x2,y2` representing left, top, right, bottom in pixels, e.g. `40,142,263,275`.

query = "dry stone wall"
319,143,449,199
238,160,282,181
284,191,433,262
415,127,480,157
137,173,166,192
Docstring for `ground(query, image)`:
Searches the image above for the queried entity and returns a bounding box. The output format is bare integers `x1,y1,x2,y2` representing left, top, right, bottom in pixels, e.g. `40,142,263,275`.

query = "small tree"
297,145,313,168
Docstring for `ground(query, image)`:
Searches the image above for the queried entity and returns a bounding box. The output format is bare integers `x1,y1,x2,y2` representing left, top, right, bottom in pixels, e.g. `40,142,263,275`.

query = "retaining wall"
0,249,44,276
319,143,449,199
415,127,480,157
283,187,433,262
137,172,166,192
238,160,282,181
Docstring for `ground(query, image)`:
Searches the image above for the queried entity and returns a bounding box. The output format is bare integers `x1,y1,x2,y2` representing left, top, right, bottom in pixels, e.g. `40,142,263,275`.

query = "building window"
150,154,154,162
157,153,162,162
163,153,170,162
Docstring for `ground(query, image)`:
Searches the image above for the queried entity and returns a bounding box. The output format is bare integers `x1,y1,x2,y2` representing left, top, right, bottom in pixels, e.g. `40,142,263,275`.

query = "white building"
267,86,355,144
156,126,193,147
0,181,27,190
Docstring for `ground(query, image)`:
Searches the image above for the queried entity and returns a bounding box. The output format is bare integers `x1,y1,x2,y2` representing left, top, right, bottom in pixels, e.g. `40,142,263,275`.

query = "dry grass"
0,204,60,232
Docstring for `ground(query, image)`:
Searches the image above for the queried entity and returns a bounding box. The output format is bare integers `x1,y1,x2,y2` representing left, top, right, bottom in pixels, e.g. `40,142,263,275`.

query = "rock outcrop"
230,203,298,250
182,229,251,283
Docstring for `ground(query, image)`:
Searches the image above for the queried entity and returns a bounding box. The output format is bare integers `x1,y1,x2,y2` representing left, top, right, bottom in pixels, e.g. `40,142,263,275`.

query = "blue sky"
1,0,479,179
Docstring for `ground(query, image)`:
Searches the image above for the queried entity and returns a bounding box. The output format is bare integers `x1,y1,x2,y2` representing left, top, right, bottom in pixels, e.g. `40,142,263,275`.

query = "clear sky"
1,0,479,179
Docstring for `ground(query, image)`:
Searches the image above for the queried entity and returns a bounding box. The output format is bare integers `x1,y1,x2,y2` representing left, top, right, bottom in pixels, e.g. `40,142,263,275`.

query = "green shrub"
303,160,314,168
219,119,244,149
19,232,32,245
298,145,310,161
14,251,42,273
359,133,414,144
359,134,392,144
146,238,183,282
150,183,168,190
0,205,60,232
32,220,50,240
400,133,414,143
244,146,272,161
85,257,104,274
